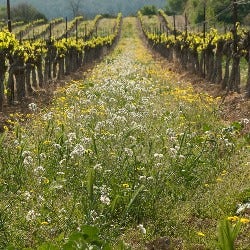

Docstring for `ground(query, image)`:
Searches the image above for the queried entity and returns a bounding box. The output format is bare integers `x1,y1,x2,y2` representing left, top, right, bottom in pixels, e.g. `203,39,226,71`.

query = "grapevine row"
0,13,122,112
139,11,250,97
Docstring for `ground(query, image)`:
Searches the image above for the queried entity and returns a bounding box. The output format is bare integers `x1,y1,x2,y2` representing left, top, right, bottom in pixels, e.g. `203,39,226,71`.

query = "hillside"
0,0,166,19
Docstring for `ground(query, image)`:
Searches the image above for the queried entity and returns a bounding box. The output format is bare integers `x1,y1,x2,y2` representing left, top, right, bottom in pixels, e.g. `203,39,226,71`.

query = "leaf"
111,195,121,214
125,185,145,213
87,168,96,202
37,243,60,250
81,225,100,240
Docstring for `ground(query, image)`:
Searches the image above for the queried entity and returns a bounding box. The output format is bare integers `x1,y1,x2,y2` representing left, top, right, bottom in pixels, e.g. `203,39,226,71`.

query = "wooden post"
7,0,12,32
66,16,68,41
173,14,176,40
75,19,78,42
203,0,206,78
49,23,52,41
185,13,188,38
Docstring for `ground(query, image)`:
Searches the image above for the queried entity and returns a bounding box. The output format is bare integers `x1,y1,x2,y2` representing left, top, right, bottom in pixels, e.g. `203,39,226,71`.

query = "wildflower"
28,103,37,112
43,178,49,184
53,143,62,149
43,112,53,121
124,148,133,157
137,224,146,234
100,194,110,205
67,132,77,143
93,164,102,170
26,210,40,221
41,221,49,225
23,156,33,166
236,202,250,215
34,166,45,175
227,216,239,222
22,151,31,157
39,153,47,159
197,231,205,237
122,183,129,188
23,191,31,200
153,153,164,158
241,118,249,125
139,175,146,181
240,218,250,224
70,144,85,158
3,126,8,132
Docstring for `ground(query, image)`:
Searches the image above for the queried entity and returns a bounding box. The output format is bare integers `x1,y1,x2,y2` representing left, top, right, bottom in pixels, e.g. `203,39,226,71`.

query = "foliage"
185,0,250,25
165,0,187,15
216,217,250,250
140,5,157,16
11,2,47,23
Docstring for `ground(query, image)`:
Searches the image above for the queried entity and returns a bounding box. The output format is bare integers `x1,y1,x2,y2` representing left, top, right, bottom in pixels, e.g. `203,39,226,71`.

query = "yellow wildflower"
197,231,205,237
240,218,250,224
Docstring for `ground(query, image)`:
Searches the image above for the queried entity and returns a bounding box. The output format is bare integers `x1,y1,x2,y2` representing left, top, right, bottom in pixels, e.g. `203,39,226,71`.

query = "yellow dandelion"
122,183,129,188
43,178,49,184
227,216,239,222
3,126,9,132
197,231,205,237
239,218,250,224
216,178,223,182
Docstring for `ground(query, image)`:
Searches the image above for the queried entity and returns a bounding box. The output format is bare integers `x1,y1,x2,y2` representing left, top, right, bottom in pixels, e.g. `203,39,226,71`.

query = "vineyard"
139,10,250,96
0,8,250,250
0,14,121,114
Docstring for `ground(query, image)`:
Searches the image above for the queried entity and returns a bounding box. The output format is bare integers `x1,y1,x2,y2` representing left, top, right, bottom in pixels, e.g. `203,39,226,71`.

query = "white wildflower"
34,166,45,175
100,194,111,205
23,191,31,200
26,209,40,221
43,112,53,121
23,156,33,166
70,144,85,158
137,224,146,234
154,153,164,158
124,148,133,157
67,132,76,143
28,103,37,112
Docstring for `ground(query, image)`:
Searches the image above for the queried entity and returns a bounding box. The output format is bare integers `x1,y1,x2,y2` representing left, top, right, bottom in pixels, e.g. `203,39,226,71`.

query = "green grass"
0,17,249,249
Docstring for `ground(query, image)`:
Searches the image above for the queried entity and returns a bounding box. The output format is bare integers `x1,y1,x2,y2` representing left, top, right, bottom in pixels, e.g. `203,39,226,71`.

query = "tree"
140,5,157,16
165,0,187,15
69,0,83,18
11,3,47,23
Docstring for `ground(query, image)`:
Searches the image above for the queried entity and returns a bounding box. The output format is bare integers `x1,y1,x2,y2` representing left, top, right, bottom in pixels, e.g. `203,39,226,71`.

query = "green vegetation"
11,2,47,23
140,5,157,16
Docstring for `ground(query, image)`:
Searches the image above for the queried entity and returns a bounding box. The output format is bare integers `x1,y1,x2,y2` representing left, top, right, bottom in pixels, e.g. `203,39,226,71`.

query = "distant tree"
165,0,187,15
11,3,47,23
0,6,6,21
185,0,250,25
69,0,83,18
140,5,157,16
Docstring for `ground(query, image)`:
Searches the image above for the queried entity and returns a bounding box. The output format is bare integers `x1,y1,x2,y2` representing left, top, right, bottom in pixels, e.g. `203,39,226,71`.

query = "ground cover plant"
0,17,249,249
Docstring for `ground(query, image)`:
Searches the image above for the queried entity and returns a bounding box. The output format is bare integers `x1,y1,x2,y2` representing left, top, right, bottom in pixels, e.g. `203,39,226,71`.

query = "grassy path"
0,17,249,249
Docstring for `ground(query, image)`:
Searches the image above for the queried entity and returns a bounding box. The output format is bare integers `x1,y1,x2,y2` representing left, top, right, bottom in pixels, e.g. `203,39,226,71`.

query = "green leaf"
81,225,100,241
87,168,96,202
125,185,144,213
37,242,60,250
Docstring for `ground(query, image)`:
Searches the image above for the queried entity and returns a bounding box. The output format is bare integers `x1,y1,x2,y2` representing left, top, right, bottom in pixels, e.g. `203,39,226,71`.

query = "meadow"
0,17,249,249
